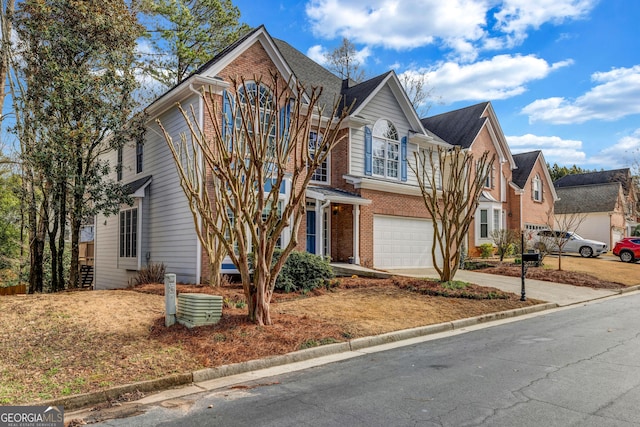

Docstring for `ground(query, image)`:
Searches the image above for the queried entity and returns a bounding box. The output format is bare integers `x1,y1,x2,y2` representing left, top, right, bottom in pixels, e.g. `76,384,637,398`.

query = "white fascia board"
343,175,425,197
145,76,230,121
306,188,372,205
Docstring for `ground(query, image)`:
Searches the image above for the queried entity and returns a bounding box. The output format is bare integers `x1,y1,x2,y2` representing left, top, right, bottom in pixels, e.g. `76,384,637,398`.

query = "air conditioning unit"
176,293,223,328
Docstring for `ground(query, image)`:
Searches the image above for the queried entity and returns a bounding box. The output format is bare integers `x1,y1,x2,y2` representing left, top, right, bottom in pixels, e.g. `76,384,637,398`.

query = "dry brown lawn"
0,255,635,406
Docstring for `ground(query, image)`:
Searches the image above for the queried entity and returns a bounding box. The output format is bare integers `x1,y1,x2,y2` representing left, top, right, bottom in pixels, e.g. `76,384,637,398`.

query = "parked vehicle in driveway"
613,237,640,263
533,230,608,258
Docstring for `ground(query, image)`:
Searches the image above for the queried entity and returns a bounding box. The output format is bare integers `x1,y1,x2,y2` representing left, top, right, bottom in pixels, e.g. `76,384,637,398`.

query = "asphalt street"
90,292,640,427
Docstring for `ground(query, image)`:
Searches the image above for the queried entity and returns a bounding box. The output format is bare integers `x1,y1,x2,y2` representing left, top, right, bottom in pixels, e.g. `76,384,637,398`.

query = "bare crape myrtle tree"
160,72,351,325
411,145,494,282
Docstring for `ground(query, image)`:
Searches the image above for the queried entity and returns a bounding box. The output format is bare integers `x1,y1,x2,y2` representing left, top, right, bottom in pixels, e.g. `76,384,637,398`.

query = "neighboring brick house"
420,103,556,256
553,169,639,247
510,150,558,238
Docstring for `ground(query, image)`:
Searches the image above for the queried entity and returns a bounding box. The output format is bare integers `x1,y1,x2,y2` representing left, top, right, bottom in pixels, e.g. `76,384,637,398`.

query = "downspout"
188,83,204,283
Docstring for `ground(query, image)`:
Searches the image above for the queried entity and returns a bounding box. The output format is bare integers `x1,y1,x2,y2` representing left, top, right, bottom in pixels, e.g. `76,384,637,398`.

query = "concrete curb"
52,301,558,412
618,285,640,294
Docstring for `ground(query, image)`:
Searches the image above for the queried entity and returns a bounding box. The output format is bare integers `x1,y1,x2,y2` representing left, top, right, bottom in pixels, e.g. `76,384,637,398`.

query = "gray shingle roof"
272,38,344,111
343,71,393,113
511,151,541,188
554,168,631,193
124,175,152,195
420,102,490,148
555,182,621,214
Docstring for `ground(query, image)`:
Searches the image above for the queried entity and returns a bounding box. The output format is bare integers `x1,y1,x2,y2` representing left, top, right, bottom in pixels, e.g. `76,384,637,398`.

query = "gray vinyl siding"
349,85,421,186
95,95,201,289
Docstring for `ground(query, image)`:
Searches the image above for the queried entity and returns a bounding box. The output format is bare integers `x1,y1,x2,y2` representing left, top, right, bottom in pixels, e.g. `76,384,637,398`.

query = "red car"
612,237,640,263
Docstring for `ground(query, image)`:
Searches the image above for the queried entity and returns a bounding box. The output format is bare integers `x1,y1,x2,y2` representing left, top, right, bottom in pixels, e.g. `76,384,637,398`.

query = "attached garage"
373,215,436,268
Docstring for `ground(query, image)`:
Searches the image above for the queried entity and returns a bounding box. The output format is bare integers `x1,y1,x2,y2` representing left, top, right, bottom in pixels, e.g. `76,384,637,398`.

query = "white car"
533,230,608,258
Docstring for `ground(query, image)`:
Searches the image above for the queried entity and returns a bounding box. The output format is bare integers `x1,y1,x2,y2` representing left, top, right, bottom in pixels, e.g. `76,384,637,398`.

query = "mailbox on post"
522,252,541,267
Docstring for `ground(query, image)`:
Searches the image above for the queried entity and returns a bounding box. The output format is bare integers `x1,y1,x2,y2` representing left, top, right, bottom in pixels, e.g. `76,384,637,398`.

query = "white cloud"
306,45,328,64
507,130,640,170
421,55,572,104
507,134,586,165
522,65,640,124
305,0,487,55
587,128,640,169
493,0,598,47
305,0,596,59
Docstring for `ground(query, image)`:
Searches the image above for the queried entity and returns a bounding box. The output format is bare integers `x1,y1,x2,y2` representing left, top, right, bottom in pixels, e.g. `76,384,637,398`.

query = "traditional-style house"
421,105,556,256
553,168,639,247
510,150,558,237
94,26,451,288
93,26,558,288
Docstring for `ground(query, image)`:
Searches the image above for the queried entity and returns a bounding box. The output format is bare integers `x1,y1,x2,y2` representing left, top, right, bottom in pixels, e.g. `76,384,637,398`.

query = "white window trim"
309,131,331,184
475,203,502,245
117,204,141,271
532,175,542,202
372,119,400,180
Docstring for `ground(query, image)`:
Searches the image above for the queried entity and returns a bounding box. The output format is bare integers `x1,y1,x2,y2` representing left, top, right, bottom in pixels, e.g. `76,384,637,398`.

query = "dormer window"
372,119,399,179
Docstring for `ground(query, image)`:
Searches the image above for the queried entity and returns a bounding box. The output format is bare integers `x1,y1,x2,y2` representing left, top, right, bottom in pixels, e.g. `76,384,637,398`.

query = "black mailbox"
522,252,541,265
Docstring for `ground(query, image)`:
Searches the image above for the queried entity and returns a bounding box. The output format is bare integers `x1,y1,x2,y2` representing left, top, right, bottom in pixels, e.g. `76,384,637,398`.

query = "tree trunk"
48,226,58,291
28,204,46,294
69,216,80,289
56,181,67,290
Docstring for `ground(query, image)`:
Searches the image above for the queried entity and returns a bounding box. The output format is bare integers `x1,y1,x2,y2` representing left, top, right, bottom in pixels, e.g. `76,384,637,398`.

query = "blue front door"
306,210,316,254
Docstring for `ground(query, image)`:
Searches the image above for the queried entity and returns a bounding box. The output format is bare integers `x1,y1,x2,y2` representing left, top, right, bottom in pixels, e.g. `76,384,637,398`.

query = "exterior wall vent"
176,293,223,328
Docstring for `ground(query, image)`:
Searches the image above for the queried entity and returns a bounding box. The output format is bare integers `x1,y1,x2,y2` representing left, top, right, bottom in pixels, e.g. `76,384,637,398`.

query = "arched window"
532,174,542,201
235,82,276,151
372,119,399,178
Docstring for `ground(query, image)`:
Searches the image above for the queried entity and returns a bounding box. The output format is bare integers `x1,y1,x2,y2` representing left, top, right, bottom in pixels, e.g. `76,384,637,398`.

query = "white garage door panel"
373,215,434,268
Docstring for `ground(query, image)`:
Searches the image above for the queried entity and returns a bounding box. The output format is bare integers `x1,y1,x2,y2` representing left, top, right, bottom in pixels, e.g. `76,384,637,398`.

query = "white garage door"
373,215,435,268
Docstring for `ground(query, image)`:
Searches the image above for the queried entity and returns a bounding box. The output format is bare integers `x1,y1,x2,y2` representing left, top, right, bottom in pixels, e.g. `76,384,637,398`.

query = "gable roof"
554,168,631,193
555,182,622,214
146,25,431,137
343,72,393,113
511,150,559,201
511,151,541,189
420,102,489,148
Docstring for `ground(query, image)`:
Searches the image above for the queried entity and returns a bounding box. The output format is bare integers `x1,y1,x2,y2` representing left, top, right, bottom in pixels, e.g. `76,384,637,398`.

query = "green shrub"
275,250,334,293
250,250,334,293
479,243,494,258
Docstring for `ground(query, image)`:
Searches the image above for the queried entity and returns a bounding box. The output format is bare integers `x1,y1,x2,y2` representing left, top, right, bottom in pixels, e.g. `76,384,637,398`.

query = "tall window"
532,175,542,201
493,208,501,232
480,209,488,238
119,208,138,258
136,141,143,173
372,119,399,179
117,147,123,181
236,81,276,156
309,131,328,182
478,162,493,188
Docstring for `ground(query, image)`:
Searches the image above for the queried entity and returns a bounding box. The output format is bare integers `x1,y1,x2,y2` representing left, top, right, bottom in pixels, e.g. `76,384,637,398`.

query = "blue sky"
233,0,640,171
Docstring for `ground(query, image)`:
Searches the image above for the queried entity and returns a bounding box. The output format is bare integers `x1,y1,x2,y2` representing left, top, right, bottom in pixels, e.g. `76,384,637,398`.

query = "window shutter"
401,136,407,182
364,126,372,176
279,101,291,147
222,90,234,149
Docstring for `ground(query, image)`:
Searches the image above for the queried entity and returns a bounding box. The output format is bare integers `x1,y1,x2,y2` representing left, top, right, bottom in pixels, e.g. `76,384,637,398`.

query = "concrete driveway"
385,267,622,306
